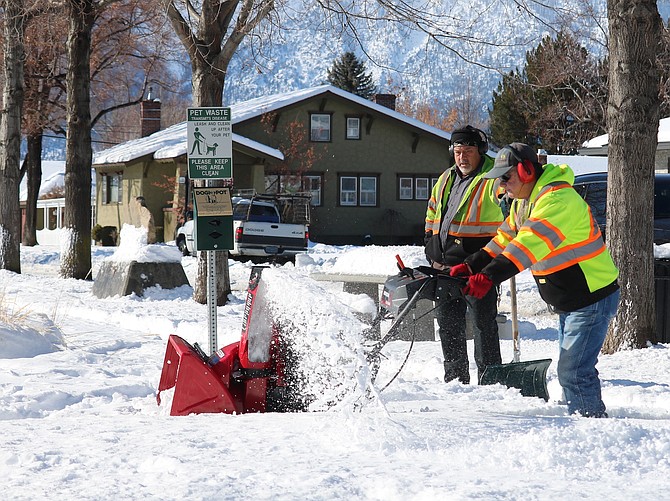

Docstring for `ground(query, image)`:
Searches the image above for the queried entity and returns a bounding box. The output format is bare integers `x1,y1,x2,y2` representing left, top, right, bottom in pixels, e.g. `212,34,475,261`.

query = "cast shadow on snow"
605,378,670,389
516,321,557,342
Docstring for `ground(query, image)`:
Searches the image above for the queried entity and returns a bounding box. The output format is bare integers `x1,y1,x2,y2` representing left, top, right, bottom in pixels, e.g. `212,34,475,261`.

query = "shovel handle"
510,276,521,363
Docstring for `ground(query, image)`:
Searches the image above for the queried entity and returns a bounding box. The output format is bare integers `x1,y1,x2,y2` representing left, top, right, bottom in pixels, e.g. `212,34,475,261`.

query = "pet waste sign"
192,187,234,251
187,107,233,179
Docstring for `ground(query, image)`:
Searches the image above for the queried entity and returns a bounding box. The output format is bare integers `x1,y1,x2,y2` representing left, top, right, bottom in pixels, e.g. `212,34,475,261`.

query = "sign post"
187,107,234,356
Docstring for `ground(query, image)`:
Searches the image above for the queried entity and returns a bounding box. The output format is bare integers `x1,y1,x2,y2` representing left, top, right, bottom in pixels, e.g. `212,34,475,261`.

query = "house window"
360,177,377,206
340,176,357,206
346,117,361,140
339,175,378,207
101,172,123,204
416,178,430,199
310,113,331,142
399,177,413,200
398,175,433,200
303,175,322,206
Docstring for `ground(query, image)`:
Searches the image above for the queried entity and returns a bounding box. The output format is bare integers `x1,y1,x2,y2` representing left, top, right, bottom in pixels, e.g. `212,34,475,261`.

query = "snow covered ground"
2,233,670,500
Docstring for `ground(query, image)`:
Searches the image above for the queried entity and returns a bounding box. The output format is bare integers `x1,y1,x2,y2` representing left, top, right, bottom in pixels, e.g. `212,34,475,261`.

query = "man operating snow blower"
424,125,504,384
452,143,620,418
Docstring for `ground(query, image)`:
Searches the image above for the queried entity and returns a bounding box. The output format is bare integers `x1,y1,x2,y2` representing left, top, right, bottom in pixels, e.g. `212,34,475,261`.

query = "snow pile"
106,224,182,263
3,244,670,498
0,309,65,359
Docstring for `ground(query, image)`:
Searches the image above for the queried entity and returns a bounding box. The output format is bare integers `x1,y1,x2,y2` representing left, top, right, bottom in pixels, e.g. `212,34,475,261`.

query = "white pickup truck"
176,194,310,261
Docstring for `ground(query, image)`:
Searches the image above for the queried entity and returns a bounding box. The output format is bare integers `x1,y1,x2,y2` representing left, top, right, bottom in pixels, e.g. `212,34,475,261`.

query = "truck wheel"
177,237,190,256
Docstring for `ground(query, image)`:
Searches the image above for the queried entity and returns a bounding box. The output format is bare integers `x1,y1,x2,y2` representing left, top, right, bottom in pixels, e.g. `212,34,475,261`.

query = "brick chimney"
372,93,396,111
140,86,161,137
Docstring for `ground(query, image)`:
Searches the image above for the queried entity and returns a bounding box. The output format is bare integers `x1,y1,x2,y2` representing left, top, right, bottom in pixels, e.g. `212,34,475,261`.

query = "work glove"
449,263,472,278
463,273,494,299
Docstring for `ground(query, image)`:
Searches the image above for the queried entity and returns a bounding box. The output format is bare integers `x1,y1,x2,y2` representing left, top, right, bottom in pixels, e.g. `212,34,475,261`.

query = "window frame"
302,174,323,206
397,174,436,200
310,112,332,142
339,176,358,206
345,116,361,140
338,174,379,207
101,172,123,205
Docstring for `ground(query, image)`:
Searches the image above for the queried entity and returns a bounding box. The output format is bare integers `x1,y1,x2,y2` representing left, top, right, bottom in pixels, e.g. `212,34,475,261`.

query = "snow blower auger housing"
156,266,301,416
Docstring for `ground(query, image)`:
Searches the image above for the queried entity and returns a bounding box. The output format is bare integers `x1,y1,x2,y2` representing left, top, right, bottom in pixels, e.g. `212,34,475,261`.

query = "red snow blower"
157,257,549,417
156,266,302,416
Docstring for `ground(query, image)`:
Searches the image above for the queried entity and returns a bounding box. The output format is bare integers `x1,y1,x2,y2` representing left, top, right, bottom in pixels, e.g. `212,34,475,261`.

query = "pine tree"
489,32,608,153
327,52,377,99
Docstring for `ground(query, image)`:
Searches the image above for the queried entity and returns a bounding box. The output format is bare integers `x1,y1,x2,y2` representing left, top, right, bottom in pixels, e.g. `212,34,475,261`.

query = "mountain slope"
224,0,668,125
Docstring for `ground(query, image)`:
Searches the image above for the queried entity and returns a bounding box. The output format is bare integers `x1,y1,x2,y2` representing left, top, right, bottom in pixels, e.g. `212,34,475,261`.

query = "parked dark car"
573,172,670,244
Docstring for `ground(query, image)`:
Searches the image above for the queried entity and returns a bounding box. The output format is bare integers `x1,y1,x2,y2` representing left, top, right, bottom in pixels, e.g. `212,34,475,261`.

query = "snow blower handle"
395,254,415,278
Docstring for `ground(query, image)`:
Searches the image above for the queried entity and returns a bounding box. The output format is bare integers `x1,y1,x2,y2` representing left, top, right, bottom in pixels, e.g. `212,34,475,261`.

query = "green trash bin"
655,259,670,343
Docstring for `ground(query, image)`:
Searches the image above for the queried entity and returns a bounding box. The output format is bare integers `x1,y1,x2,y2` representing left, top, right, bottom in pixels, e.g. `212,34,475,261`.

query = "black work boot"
444,361,470,384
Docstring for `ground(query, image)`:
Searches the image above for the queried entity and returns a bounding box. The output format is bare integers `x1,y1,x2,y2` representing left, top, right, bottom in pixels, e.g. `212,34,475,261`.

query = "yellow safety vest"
484,163,618,294
425,155,504,238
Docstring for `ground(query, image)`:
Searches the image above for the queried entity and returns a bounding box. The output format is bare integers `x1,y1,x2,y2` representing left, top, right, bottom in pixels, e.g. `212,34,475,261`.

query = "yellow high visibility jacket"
425,156,503,238
468,163,619,312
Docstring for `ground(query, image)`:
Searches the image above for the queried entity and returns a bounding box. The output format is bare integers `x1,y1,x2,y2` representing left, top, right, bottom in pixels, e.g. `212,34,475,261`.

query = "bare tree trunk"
22,132,43,246
60,0,94,280
603,0,662,352
166,0,269,306
0,0,25,273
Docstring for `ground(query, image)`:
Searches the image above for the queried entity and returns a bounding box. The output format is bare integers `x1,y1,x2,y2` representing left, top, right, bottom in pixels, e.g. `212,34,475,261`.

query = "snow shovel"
479,276,552,401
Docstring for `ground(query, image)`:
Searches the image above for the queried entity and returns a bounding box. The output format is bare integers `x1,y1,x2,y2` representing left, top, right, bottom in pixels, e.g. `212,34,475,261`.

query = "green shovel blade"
480,358,552,401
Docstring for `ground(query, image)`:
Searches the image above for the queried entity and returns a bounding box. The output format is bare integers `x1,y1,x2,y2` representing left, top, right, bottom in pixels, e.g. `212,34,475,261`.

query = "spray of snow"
258,266,377,411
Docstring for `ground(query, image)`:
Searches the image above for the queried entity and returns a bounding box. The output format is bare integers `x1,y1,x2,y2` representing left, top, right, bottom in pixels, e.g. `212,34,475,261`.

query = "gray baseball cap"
484,143,539,179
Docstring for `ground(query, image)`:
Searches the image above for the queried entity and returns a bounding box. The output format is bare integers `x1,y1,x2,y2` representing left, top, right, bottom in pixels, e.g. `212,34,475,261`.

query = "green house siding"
95,160,177,242
234,93,449,244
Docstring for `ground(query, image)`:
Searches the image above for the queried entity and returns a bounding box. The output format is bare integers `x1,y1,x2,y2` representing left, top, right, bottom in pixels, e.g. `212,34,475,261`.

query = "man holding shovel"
452,143,619,417
424,125,504,384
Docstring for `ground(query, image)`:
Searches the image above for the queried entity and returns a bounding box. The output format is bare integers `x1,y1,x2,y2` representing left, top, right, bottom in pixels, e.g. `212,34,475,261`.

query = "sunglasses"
500,170,513,183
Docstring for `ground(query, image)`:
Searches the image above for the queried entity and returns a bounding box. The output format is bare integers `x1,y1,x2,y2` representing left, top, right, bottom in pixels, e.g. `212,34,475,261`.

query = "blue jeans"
557,289,620,416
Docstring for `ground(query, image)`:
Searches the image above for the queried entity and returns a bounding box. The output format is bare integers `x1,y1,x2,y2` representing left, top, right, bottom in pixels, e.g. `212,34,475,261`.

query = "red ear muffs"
517,159,535,183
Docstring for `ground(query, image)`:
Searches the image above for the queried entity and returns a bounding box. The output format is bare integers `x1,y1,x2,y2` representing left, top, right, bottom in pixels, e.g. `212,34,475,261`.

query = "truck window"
249,204,280,223
655,181,670,218
579,181,607,230
233,201,280,223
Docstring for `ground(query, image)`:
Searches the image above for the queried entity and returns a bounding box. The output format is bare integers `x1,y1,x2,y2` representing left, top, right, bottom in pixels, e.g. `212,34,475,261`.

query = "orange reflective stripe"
531,233,607,273
484,246,499,258
485,239,506,255
526,217,565,250
502,240,535,269
532,246,607,276
497,227,516,242
536,182,571,201
463,184,479,222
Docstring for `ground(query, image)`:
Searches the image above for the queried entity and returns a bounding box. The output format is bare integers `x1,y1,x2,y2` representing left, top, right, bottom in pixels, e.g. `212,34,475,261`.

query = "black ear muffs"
517,158,535,183
475,128,489,155
449,127,489,156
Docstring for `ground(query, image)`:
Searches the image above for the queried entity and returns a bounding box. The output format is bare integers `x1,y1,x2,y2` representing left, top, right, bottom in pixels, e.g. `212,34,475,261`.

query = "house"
19,162,97,246
92,85,454,245
579,116,670,172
